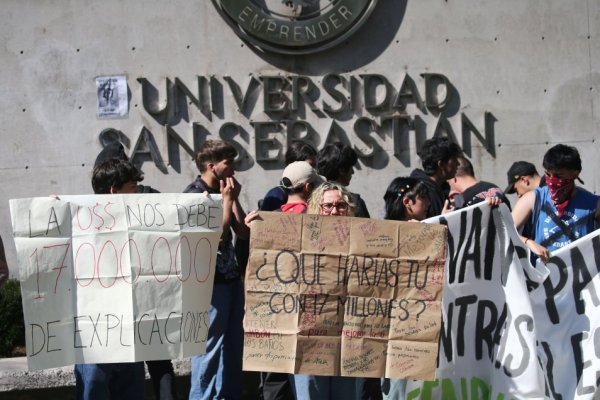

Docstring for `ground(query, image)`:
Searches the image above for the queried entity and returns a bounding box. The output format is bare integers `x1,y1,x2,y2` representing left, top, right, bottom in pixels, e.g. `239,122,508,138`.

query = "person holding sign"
184,140,250,400
379,177,430,399
383,177,431,222
512,144,600,263
94,141,179,400
448,156,510,210
246,161,324,400
259,142,318,212
74,159,146,400
290,181,365,400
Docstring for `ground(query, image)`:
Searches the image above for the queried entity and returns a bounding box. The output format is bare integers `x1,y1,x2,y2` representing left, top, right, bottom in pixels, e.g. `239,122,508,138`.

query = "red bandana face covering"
545,175,575,217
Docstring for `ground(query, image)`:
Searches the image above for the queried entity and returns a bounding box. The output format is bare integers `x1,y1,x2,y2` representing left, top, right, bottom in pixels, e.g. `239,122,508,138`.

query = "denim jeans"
74,362,145,400
292,375,365,400
189,279,244,400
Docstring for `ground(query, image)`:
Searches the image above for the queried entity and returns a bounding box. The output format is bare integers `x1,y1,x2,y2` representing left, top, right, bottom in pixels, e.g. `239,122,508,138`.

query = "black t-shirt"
460,181,511,210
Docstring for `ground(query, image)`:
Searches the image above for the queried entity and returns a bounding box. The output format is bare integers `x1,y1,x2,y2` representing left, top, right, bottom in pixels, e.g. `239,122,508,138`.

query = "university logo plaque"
213,0,378,54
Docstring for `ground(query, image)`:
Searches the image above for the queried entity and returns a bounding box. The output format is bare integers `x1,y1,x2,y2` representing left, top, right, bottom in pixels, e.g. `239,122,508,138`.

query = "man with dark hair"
94,142,159,194
512,144,600,263
184,140,249,400
93,145,177,400
449,156,510,210
504,161,545,198
410,136,463,217
75,159,146,400
316,143,370,218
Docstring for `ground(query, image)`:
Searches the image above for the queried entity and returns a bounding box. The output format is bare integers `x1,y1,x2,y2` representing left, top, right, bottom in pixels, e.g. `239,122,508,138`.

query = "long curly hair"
307,181,356,216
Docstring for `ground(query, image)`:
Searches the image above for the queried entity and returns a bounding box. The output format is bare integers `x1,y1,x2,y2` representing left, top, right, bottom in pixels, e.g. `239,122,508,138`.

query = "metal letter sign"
213,0,378,55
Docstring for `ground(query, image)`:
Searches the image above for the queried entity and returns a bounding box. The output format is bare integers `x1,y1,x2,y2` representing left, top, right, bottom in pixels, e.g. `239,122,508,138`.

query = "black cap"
505,161,538,194
94,142,128,168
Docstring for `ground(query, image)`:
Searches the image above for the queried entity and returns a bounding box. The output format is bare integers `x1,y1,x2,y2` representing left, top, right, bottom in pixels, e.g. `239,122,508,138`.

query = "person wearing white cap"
243,161,323,400
278,161,324,214
245,161,323,225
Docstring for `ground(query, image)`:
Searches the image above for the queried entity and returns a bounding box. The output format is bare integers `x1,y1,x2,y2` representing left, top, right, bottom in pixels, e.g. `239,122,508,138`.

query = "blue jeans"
381,378,406,400
189,279,244,400
74,362,145,400
292,375,364,400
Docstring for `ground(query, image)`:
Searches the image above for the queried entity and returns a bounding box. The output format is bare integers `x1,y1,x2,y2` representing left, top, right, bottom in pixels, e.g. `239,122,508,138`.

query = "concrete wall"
1,0,599,275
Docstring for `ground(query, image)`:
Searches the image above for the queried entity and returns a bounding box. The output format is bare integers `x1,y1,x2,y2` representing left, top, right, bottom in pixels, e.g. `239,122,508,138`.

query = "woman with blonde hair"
306,181,356,217
293,180,363,399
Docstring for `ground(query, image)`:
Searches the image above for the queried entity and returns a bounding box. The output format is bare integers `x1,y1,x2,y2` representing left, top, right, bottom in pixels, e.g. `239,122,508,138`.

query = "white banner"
407,203,547,399
406,202,600,399
10,193,222,370
530,229,600,399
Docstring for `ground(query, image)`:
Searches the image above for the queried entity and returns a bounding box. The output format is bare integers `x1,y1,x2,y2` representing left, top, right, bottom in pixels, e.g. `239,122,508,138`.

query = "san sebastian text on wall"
99,73,495,173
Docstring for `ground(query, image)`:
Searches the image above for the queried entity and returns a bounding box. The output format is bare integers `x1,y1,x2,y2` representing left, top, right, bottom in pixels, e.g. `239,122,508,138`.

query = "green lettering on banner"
407,377,508,400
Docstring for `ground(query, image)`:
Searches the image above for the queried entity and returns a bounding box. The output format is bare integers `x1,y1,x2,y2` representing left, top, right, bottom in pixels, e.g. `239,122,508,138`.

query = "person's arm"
512,190,549,263
511,191,535,231
0,236,8,287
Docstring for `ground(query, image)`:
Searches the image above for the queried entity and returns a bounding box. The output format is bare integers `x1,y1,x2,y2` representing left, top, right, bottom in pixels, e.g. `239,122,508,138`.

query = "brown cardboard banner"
243,212,447,380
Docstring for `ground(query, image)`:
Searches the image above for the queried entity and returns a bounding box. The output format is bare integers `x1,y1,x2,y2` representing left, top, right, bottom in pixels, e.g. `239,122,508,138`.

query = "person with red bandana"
512,144,600,263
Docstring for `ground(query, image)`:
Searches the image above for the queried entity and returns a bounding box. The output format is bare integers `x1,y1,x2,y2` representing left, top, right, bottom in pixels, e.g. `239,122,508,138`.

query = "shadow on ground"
1,371,260,400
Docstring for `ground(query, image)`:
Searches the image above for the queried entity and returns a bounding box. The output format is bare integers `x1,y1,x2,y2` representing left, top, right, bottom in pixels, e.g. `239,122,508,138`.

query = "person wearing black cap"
504,161,545,198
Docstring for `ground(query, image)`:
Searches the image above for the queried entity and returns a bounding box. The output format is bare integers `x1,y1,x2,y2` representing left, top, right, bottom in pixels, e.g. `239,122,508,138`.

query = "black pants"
146,359,178,400
260,372,294,400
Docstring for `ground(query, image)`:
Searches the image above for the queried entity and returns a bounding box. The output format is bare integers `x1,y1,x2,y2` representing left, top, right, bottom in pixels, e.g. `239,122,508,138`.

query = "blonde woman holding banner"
292,181,365,400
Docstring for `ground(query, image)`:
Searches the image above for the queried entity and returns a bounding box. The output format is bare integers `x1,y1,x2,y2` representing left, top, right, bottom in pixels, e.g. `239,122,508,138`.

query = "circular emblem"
213,0,378,55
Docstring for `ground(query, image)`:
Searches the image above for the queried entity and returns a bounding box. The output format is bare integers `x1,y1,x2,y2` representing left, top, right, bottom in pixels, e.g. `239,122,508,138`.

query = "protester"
410,137,463,217
504,160,545,198
291,181,364,400
250,142,318,287
259,142,318,211
74,159,146,400
380,177,433,399
0,235,8,287
93,142,177,400
94,142,159,193
245,161,323,400
184,140,249,400
449,156,510,210
511,144,600,263
317,143,370,218
383,177,431,222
